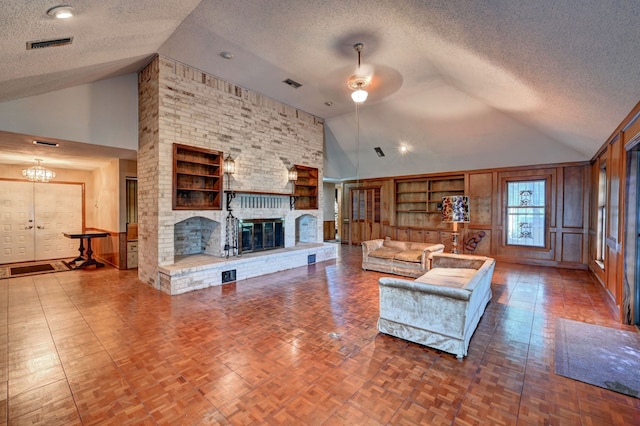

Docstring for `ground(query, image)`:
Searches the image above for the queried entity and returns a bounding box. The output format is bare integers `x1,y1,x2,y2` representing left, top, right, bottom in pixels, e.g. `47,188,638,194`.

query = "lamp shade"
441,196,470,223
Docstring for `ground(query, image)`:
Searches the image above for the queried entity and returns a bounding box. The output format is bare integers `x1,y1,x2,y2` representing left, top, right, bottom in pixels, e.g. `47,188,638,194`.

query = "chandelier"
22,159,56,183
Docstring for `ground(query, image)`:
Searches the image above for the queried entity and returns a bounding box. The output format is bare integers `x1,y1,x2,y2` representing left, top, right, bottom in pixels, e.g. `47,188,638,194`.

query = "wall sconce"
441,195,470,254
288,165,298,182
223,154,236,175
288,165,298,210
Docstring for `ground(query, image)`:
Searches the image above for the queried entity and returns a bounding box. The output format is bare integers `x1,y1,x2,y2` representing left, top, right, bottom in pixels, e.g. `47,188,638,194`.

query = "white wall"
322,182,335,219
0,74,138,150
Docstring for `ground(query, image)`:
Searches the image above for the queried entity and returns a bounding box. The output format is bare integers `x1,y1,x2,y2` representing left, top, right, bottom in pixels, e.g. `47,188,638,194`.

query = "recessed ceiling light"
220,51,233,60
47,5,74,19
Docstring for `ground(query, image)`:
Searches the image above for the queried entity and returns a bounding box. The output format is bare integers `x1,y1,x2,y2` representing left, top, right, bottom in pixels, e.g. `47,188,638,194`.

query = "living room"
0,1,639,424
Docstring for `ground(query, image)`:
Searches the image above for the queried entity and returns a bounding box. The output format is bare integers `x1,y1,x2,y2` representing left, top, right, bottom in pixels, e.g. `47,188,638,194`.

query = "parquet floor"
1,244,639,425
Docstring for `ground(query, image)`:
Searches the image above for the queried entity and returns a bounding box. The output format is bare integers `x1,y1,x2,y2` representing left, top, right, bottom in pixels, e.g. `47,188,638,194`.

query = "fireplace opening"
240,218,284,254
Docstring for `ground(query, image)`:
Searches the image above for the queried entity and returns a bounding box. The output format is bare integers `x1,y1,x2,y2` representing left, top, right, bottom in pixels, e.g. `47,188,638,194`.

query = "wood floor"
0,245,639,425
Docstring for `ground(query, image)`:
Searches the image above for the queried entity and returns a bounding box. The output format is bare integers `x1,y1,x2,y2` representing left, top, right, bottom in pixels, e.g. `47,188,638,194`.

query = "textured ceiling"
0,1,639,178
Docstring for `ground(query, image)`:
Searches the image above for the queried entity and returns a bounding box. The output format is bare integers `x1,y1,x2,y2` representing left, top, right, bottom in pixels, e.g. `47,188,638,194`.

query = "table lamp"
441,195,470,254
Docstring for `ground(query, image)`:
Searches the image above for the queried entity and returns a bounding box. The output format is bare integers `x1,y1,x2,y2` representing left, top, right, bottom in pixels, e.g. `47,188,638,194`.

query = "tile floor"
1,245,639,425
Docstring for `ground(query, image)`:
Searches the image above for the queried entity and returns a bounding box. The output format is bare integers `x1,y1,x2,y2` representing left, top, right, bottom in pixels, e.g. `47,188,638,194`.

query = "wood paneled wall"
590,99,640,324
341,162,590,270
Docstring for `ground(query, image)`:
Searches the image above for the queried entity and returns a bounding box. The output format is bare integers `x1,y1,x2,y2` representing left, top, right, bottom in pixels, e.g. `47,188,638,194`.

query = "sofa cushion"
415,267,477,289
393,250,423,263
383,240,408,250
369,247,402,259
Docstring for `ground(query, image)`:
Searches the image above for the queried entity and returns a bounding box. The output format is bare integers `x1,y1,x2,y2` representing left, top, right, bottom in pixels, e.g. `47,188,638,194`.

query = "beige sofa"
377,253,496,358
362,238,445,278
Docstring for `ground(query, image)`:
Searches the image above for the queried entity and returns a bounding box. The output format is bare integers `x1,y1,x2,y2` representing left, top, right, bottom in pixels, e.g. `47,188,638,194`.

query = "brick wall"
138,55,325,288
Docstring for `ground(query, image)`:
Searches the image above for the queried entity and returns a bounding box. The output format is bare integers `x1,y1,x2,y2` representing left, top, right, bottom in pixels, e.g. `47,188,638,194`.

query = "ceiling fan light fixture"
351,88,368,103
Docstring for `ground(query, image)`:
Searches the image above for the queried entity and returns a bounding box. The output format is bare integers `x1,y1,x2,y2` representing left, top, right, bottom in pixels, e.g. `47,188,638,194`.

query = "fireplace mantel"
224,190,293,196
224,190,299,210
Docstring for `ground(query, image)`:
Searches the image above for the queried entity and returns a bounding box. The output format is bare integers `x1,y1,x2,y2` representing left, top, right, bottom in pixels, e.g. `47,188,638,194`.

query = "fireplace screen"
239,219,284,254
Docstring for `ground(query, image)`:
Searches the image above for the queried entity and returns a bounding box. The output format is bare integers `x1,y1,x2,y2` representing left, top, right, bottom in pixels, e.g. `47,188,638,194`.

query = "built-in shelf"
293,165,318,210
395,175,465,227
173,144,223,210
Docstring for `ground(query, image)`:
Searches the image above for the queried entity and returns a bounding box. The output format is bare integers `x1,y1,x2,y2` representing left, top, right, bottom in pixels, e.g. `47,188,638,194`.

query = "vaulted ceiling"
1,1,639,178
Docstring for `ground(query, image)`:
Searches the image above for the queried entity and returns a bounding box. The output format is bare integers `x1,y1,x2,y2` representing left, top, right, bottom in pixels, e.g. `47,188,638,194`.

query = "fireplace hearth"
239,218,284,254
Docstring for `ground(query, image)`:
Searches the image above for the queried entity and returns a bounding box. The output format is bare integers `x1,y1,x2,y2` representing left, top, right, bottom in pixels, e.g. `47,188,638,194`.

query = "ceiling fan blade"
354,63,375,82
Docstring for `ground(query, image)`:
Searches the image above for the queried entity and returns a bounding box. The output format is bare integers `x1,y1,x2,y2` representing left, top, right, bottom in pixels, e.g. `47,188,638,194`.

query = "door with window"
0,181,82,263
349,187,381,245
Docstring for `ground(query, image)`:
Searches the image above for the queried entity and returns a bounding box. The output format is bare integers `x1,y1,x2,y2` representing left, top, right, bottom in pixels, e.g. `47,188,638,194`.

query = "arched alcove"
295,214,318,244
174,217,221,258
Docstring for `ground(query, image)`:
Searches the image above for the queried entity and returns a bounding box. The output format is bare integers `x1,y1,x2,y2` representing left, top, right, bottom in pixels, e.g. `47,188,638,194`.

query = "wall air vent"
26,37,73,50
283,78,302,89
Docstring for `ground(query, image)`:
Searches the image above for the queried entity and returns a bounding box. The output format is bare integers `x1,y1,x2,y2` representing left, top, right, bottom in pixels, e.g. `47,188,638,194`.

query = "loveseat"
377,252,496,358
361,238,445,278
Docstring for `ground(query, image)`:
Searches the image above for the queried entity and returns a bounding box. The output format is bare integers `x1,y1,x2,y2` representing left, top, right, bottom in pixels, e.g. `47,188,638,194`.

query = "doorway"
0,181,83,264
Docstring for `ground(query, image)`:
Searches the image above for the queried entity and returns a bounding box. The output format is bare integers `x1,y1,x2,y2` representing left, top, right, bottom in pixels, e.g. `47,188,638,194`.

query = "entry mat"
555,318,640,398
0,260,72,279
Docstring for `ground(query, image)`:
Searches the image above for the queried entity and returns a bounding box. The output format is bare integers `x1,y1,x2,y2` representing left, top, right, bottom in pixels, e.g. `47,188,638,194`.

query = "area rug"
0,260,72,279
555,318,640,398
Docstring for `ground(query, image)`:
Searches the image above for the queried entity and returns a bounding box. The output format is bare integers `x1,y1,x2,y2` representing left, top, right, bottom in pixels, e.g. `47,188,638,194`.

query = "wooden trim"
341,160,589,184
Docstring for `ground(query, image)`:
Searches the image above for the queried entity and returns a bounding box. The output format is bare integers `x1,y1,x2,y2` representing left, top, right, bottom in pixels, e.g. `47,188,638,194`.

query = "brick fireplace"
138,55,337,294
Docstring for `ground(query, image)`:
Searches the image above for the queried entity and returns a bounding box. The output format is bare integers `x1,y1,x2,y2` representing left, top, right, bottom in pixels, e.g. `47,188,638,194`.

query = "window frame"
504,177,549,249
595,161,607,269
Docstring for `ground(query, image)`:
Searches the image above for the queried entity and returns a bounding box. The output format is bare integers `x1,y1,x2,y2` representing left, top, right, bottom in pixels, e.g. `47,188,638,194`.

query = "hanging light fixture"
22,159,56,183
348,43,370,103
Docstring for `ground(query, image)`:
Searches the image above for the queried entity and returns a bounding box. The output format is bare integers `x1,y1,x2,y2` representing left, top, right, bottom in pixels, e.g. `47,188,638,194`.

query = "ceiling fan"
347,43,373,103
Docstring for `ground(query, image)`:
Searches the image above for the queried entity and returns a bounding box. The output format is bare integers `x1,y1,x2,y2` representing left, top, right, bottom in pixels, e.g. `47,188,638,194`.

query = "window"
596,164,607,267
506,180,546,247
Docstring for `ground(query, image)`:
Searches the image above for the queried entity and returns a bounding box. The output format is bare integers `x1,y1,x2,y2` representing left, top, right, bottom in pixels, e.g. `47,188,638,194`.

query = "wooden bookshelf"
293,165,318,210
395,175,464,227
173,144,222,210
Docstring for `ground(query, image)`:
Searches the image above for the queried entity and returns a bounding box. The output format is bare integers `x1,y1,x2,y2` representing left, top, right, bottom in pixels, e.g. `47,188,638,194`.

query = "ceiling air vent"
283,78,302,89
33,140,60,147
26,37,73,50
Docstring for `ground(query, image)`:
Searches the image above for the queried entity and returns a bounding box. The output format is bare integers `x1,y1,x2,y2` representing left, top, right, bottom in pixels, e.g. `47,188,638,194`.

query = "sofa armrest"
361,239,385,261
379,277,471,301
418,243,445,270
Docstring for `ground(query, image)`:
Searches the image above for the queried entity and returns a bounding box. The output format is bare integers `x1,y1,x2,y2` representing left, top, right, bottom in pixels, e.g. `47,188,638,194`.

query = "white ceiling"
1,1,639,178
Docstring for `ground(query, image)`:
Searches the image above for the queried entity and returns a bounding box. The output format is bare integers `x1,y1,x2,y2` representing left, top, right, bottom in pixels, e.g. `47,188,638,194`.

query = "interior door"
0,181,82,263
350,187,381,245
34,183,82,261
0,181,36,263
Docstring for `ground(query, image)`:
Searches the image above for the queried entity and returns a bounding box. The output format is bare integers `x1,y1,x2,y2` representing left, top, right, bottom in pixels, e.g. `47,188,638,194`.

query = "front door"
0,181,82,263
